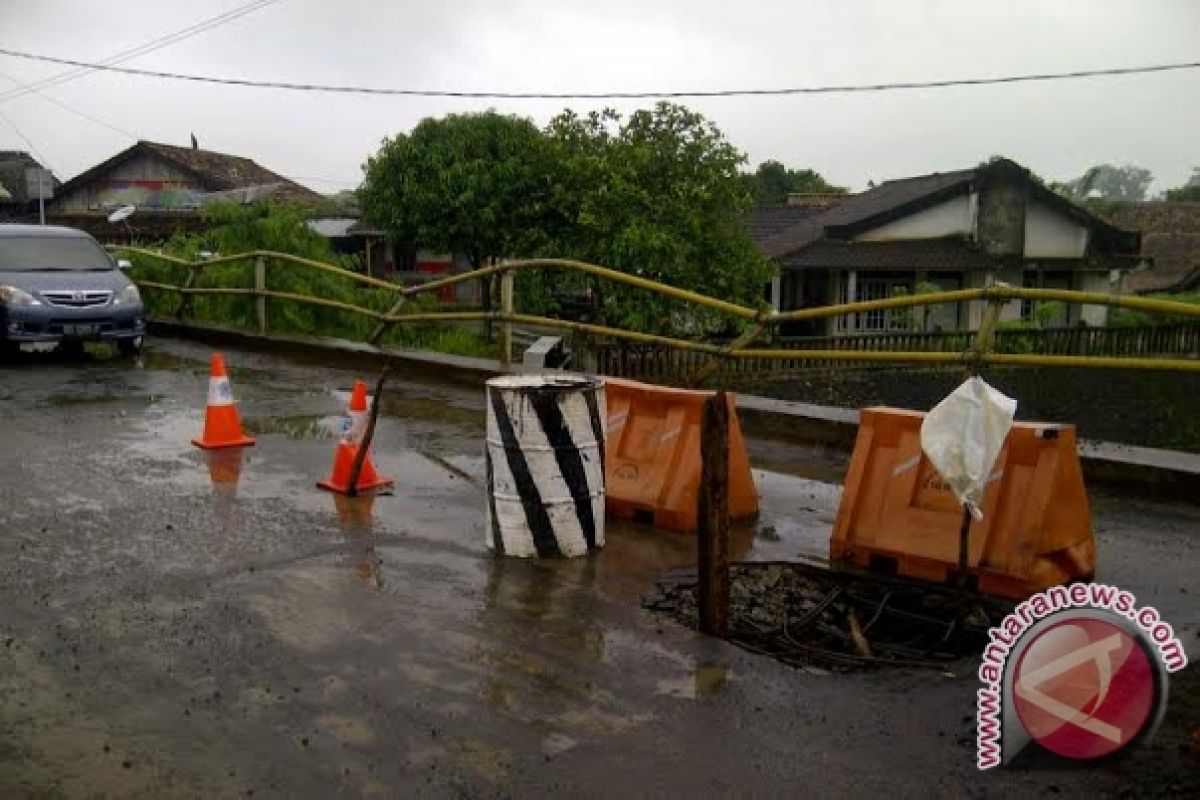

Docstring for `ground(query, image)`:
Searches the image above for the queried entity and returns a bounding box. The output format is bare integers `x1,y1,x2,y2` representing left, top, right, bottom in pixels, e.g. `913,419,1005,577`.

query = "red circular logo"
1013,617,1157,760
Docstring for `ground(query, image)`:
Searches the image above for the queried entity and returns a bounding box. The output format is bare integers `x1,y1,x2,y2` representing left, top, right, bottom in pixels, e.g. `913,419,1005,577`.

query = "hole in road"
644,562,1012,673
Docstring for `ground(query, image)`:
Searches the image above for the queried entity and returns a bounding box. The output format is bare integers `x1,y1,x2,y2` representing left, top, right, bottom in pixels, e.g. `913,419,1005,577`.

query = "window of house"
1021,267,1072,325
837,272,913,332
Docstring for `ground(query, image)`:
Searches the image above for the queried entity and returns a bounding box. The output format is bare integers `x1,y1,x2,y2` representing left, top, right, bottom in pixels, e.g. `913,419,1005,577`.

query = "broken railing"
111,247,1200,377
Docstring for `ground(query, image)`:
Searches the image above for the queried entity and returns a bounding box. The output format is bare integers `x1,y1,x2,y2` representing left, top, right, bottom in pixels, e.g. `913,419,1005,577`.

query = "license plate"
62,324,98,337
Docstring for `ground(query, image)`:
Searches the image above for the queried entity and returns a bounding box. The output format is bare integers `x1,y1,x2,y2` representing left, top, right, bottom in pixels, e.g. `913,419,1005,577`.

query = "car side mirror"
116,259,133,271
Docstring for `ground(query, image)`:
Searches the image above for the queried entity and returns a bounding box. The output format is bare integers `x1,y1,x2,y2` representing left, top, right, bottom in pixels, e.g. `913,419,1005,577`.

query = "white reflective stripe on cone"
345,410,367,444
207,377,234,406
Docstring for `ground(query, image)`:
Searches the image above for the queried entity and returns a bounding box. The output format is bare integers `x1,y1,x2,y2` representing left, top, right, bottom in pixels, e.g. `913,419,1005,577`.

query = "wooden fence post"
254,255,267,334
500,267,514,366
698,390,730,637
176,263,199,320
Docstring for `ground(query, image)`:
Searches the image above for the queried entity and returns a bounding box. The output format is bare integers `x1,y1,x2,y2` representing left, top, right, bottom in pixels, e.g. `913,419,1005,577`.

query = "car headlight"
0,285,42,306
114,284,141,306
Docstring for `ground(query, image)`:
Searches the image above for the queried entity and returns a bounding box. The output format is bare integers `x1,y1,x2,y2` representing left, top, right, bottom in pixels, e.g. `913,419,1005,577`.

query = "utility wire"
0,70,138,139
0,48,1196,99
0,0,283,103
0,107,55,173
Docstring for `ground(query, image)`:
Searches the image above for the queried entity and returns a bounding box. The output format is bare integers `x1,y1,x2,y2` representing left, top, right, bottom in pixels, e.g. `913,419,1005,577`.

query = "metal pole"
698,390,730,637
38,171,45,225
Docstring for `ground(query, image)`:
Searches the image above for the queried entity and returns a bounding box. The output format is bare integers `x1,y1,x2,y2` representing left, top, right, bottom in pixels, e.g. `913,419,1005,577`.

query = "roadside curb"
150,320,1200,503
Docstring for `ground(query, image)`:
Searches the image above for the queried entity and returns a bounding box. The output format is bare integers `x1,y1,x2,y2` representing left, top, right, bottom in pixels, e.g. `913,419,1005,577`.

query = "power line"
0,70,138,139
0,47,1197,99
0,0,283,103
0,107,54,173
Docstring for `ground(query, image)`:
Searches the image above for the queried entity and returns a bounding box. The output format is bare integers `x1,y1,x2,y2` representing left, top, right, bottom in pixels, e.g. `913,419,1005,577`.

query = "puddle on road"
243,414,345,440
45,392,161,407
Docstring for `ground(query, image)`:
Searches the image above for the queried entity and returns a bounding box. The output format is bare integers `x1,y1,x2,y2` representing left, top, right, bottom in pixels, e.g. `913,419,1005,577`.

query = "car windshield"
0,236,114,271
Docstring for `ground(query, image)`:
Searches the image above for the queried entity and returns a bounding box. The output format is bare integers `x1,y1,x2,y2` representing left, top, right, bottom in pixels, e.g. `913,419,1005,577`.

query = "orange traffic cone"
317,380,394,494
192,353,256,449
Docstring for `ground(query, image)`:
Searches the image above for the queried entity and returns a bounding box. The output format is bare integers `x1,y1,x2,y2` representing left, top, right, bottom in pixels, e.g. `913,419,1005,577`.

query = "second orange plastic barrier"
829,406,1095,600
604,377,758,533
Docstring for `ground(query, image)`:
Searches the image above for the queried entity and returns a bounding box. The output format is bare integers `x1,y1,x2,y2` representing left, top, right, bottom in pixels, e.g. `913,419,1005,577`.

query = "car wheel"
117,337,143,357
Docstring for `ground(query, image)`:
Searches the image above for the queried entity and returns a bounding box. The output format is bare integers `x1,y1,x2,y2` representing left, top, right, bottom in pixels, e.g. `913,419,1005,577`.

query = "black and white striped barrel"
485,375,606,558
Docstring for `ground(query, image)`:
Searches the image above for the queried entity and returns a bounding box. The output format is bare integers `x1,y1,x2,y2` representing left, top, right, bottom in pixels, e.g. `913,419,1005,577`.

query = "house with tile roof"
1102,201,1200,295
48,139,321,239
0,151,58,220
744,158,1143,336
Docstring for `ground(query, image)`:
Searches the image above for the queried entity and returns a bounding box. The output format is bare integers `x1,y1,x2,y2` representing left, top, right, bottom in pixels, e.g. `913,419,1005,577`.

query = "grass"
128,252,498,360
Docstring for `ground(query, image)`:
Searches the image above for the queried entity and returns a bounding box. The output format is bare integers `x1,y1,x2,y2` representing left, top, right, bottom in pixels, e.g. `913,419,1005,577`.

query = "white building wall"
1078,271,1112,326
853,195,973,242
1024,201,1089,258
964,266,1023,329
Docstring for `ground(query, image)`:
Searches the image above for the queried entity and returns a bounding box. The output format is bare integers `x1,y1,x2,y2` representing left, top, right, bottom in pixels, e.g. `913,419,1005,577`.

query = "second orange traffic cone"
192,353,256,449
317,380,394,494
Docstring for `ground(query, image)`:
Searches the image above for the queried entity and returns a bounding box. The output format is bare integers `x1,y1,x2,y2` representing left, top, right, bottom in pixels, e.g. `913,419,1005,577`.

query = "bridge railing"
110,246,1200,378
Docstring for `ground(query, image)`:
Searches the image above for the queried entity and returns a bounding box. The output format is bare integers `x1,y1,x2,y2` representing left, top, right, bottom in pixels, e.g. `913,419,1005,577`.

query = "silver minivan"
0,224,145,356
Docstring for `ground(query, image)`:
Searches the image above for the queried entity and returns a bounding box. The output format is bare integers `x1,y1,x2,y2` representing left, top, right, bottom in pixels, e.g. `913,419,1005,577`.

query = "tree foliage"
539,104,774,334
741,160,847,206
1165,167,1200,202
359,111,553,266
360,103,775,336
1051,164,1154,202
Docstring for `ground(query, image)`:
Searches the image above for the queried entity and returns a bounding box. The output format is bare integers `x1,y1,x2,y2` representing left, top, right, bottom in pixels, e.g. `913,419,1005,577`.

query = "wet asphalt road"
0,337,1197,799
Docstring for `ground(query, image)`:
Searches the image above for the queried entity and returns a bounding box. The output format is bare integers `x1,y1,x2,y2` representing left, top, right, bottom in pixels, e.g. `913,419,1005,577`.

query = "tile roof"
758,168,974,259
0,151,58,204
742,204,832,248
56,140,321,207
1103,201,1200,293
779,237,999,272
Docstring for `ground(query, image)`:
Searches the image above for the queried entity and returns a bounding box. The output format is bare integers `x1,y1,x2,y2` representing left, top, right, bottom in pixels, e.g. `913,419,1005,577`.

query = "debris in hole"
644,562,1011,672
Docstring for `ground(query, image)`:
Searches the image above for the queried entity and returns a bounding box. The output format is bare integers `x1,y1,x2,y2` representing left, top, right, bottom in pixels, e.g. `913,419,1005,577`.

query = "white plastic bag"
919,377,1017,520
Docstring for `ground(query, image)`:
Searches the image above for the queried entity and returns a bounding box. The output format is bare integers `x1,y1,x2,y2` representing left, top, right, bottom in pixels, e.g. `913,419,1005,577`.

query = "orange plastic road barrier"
829,407,1095,600
192,352,256,449
604,377,757,533
317,380,394,494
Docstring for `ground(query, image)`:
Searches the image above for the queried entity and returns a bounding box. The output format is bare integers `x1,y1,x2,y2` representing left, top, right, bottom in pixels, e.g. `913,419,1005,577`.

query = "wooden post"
698,390,730,638
254,255,267,334
176,263,199,320
347,366,389,498
368,294,407,345
499,267,514,366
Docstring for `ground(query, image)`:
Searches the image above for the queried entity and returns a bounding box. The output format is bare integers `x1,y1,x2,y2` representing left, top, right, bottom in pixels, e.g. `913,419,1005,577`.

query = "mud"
0,337,1197,798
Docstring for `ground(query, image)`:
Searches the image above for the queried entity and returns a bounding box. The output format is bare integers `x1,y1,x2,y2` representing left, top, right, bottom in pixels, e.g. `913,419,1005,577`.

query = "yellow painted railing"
111,246,1200,375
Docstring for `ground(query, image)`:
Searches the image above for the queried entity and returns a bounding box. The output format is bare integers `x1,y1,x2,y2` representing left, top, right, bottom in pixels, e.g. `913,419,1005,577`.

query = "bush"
125,201,495,356
1109,292,1200,327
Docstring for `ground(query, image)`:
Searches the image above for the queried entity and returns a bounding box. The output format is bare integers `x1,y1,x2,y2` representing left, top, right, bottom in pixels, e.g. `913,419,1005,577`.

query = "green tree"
542,103,775,335
1165,167,1200,202
359,111,553,267
741,160,847,206
359,103,774,337
1051,164,1154,202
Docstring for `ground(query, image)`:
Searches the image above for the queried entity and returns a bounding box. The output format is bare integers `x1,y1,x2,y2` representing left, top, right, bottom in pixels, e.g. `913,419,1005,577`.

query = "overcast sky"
0,0,1196,196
